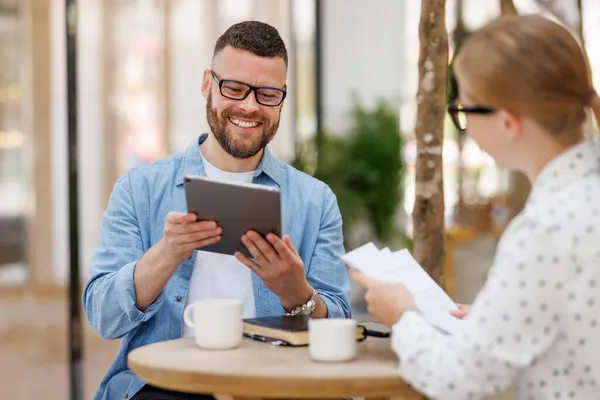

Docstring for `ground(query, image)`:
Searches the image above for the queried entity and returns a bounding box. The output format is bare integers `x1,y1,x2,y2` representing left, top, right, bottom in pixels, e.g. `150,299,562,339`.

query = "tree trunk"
500,0,518,15
412,0,448,287
576,0,584,45
534,0,583,43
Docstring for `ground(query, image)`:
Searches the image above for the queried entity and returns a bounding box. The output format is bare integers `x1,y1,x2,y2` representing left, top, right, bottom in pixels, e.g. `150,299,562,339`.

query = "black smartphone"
361,321,391,338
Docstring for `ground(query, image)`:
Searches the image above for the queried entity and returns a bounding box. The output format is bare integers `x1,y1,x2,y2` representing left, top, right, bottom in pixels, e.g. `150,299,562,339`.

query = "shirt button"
176,295,182,302
123,394,128,399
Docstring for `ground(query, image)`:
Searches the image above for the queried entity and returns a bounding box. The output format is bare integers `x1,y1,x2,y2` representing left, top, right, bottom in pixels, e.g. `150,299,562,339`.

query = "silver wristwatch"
285,288,317,316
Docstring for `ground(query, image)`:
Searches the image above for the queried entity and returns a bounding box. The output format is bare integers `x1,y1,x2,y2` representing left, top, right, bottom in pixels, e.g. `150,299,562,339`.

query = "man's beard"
206,91,280,159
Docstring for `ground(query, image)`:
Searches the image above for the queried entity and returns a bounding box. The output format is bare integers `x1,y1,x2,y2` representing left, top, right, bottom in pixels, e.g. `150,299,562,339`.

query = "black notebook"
242,315,367,346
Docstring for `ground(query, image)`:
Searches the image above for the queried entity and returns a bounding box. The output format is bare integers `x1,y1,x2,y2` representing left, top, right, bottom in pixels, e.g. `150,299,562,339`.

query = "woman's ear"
497,110,523,141
201,69,211,100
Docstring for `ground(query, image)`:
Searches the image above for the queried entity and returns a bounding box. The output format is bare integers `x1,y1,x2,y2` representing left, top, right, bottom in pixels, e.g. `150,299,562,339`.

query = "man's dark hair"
213,21,288,67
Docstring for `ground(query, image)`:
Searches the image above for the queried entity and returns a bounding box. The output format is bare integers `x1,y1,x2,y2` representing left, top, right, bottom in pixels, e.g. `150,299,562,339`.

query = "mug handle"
183,303,196,328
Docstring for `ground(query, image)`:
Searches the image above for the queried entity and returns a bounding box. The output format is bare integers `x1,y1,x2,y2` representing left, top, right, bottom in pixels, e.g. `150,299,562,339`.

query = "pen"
243,333,288,346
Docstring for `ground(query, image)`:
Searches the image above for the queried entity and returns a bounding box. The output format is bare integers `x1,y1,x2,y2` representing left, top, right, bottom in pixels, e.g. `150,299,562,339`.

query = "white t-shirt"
181,153,257,338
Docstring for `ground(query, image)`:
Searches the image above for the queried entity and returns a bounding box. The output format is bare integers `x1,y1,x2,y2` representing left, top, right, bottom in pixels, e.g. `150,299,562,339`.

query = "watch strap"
285,288,317,316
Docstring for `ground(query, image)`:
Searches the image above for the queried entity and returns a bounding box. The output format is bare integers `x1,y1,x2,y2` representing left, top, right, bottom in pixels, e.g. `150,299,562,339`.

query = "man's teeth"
230,118,259,128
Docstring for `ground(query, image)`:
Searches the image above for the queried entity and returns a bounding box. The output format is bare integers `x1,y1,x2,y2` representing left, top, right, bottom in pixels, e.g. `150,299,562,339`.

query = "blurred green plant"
292,99,409,249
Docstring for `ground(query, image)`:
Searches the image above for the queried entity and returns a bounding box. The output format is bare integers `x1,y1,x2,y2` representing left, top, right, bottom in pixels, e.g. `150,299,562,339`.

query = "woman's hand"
349,269,416,327
450,303,471,319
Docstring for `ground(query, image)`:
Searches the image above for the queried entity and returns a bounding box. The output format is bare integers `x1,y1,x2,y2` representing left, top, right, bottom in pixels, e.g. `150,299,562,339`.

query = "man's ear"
498,110,523,141
201,69,211,100
278,85,287,111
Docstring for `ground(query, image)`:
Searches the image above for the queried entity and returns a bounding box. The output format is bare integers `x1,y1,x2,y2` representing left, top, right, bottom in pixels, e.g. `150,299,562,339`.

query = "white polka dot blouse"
391,139,600,400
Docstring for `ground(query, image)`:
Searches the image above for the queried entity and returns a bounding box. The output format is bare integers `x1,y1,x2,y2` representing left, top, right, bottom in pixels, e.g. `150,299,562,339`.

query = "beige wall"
25,0,53,285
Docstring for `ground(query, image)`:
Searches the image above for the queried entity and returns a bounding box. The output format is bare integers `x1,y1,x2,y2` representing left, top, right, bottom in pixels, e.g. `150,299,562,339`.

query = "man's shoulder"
276,159,333,197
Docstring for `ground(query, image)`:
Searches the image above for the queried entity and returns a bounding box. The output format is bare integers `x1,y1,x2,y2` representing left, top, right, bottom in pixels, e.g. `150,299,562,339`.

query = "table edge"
128,355,420,398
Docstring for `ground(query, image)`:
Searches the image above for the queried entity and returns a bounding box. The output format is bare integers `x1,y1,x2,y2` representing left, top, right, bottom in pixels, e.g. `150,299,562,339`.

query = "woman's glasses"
210,70,286,107
447,100,496,131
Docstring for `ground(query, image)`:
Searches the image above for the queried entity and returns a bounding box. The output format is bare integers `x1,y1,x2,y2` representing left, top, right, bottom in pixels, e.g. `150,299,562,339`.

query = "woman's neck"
523,133,583,182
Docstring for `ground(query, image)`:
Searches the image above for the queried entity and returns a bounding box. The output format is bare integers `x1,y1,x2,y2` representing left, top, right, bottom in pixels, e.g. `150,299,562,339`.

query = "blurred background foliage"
293,99,411,251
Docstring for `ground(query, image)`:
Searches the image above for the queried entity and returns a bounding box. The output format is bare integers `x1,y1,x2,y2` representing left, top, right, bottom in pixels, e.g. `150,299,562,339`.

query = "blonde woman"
351,14,600,400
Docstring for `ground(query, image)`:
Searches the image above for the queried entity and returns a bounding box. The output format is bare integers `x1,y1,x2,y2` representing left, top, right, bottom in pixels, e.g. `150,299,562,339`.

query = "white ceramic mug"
183,298,243,350
308,318,357,362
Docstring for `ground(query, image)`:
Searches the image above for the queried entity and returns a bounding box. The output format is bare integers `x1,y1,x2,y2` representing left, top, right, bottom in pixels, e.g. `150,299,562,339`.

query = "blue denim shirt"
82,134,352,400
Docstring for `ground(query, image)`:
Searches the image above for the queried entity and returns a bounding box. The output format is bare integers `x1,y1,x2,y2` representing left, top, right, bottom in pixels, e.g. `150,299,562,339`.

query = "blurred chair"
444,223,476,296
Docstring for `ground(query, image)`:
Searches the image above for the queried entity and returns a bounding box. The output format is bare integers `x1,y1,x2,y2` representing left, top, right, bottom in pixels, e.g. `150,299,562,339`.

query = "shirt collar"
175,133,283,187
528,138,600,206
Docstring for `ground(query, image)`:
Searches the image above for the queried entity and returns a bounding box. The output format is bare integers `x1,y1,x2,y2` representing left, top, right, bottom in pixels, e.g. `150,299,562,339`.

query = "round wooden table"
127,336,423,400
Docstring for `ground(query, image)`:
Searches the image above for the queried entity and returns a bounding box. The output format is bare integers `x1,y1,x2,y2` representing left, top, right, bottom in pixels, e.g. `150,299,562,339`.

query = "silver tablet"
183,174,282,257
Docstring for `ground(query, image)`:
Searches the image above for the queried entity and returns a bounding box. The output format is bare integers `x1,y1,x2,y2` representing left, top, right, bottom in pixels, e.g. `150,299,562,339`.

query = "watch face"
303,299,316,314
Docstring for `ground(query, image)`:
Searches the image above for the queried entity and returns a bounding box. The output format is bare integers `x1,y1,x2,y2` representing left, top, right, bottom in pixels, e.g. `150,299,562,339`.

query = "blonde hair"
454,14,600,136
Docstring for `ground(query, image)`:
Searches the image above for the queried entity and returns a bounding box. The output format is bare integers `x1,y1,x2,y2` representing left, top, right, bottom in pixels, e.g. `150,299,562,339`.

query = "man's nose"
238,90,261,113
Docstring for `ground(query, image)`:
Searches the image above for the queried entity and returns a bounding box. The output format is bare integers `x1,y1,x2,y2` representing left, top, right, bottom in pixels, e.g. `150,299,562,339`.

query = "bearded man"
82,20,351,400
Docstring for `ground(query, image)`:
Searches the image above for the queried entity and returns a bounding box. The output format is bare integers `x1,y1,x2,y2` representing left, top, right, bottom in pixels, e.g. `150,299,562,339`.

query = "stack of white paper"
343,242,464,335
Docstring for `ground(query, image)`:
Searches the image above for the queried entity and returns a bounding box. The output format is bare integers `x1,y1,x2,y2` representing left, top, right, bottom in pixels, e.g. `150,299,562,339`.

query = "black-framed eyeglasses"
447,101,496,131
210,70,286,107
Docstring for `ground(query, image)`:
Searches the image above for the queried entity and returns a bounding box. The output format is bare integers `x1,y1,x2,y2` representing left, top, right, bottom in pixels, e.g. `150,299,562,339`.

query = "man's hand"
133,212,221,311
234,231,313,311
349,269,416,327
450,303,471,319
159,212,222,267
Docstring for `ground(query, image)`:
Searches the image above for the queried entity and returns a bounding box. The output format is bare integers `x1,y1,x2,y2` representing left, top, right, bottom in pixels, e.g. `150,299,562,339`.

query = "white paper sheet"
343,242,464,335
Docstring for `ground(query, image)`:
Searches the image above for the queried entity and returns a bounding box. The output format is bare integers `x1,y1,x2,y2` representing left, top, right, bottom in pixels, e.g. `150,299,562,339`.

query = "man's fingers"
181,235,222,253
166,212,195,225
267,234,295,261
282,235,299,256
348,269,376,287
167,220,218,235
235,251,262,274
165,211,188,224
246,231,279,262
241,234,267,263
179,228,222,244
185,220,218,232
